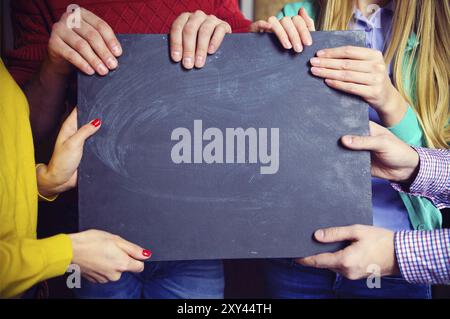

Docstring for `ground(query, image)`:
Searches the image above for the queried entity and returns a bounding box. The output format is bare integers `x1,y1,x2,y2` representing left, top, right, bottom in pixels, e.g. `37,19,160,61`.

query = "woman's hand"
250,8,315,53
69,230,152,283
170,10,232,69
310,46,408,126
36,108,101,198
47,7,122,76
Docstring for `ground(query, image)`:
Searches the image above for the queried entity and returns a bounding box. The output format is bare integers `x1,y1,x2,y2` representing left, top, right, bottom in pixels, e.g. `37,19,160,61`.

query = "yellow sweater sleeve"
0,59,74,299
0,235,72,299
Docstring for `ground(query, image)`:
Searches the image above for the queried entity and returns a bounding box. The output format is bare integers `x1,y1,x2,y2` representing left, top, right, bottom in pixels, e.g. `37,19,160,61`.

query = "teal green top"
278,0,442,231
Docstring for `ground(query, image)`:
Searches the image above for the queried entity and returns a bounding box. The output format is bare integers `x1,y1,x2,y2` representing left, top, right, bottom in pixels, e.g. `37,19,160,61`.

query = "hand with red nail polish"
142,249,152,257
36,107,101,197
69,230,152,284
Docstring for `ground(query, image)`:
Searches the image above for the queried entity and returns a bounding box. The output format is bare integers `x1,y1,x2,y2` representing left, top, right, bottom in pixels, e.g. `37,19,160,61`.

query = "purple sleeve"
395,230,450,284
392,147,450,209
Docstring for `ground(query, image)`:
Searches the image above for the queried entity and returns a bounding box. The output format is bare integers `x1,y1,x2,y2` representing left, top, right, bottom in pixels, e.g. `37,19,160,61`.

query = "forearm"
23,58,71,141
388,106,425,147
36,163,73,198
395,229,450,285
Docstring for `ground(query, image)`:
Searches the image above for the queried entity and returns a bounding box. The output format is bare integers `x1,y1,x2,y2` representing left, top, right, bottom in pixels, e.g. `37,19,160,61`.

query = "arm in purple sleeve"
392,147,450,209
395,229,450,284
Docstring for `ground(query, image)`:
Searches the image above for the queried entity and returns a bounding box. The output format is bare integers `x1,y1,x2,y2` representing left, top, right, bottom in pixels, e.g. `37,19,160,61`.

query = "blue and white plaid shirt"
392,148,450,284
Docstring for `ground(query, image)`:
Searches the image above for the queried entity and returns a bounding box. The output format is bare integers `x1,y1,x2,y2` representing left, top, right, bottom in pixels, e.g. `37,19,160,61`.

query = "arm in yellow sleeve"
0,234,72,299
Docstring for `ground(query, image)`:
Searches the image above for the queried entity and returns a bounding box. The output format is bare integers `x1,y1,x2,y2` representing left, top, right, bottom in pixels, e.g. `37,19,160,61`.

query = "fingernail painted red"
91,119,101,127
142,249,152,257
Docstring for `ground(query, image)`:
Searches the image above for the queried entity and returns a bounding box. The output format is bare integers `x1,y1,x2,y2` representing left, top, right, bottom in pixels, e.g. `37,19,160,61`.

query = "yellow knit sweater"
0,60,72,298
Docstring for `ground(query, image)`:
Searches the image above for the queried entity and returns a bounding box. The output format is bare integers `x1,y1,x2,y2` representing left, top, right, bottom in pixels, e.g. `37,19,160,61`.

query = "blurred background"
241,0,294,20
1,0,449,299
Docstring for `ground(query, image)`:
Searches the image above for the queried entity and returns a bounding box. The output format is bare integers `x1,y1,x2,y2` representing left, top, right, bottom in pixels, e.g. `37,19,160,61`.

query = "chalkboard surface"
78,32,372,261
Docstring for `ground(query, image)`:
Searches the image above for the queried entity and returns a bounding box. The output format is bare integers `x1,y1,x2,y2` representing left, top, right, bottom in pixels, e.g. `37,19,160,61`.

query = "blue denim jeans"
74,260,224,299
263,259,431,299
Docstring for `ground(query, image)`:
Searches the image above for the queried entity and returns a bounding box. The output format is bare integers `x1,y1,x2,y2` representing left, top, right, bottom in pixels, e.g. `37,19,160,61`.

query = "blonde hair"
315,0,450,148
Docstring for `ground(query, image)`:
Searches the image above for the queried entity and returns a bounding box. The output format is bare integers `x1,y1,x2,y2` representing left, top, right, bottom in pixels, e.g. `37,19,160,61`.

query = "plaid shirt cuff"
392,147,450,209
395,230,450,285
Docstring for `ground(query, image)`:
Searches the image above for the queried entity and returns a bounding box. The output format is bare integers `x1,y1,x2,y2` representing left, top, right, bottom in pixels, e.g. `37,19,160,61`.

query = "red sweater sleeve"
5,0,53,86
5,0,251,86
215,0,252,33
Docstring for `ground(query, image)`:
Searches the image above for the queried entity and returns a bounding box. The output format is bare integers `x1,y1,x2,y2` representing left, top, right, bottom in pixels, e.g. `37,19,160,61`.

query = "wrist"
36,163,63,198
68,233,81,265
389,231,400,276
378,88,408,127
397,148,420,185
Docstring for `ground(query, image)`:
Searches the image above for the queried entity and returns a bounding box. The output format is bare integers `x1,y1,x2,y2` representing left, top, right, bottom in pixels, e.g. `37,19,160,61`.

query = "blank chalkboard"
78,32,372,261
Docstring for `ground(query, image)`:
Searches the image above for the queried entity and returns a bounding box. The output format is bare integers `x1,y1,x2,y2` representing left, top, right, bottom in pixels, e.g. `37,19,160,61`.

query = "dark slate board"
78,32,372,261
